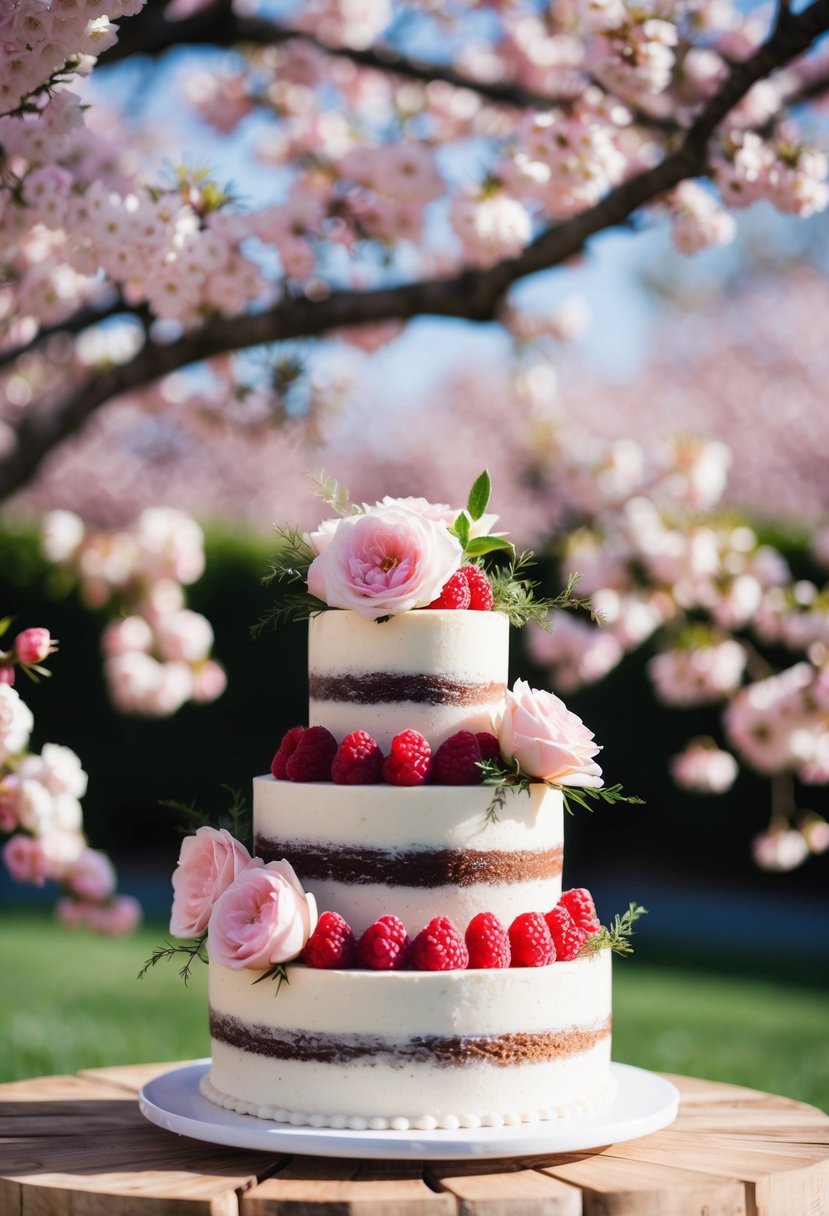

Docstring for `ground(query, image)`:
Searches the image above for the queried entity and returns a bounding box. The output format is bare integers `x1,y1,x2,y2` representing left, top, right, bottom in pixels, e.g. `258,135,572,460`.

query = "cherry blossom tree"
2,0,829,501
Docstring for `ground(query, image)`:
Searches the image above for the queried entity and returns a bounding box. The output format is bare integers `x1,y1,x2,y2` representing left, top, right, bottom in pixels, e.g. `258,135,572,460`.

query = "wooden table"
1,1062,827,1214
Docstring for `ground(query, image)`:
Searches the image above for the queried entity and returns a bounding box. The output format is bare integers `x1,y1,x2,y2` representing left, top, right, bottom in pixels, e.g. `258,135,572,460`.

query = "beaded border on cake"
199,1071,617,1132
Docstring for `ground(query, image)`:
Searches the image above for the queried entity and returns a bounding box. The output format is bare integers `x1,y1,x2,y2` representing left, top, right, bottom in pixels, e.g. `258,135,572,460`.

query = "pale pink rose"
66,848,117,901
3,834,50,885
374,497,501,540
498,678,603,787
170,826,255,938
207,860,318,970
306,505,462,618
0,667,15,686
14,628,52,665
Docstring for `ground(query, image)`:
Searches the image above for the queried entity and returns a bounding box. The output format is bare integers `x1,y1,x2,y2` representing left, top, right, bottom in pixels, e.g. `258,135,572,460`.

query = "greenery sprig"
478,756,643,824
254,525,325,633
579,903,648,958
489,557,593,630
161,785,252,851
252,963,290,994
138,936,207,985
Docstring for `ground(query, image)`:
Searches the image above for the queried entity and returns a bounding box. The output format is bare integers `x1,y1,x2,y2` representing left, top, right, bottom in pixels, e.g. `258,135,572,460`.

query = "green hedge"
0,520,826,898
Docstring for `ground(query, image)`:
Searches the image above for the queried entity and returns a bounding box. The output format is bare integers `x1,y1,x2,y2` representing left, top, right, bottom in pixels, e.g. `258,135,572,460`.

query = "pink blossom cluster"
42,507,226,717
0,0,146,116
2,0,826,363
521,421,829,870
667,181,737,256
0,629,140,934
715,130,829,219
169,826,317,969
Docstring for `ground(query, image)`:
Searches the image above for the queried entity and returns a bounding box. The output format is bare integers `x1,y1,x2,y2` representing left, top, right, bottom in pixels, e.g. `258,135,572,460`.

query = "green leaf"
308,469,354,516
452,511,471,548
464,535,515,558
0,617,13,640
466,470,491,521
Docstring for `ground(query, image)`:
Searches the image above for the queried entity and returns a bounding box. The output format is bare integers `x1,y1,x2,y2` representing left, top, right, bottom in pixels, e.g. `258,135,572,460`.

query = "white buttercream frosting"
206,953,613,1128
253,777,564,935
308,609,509,749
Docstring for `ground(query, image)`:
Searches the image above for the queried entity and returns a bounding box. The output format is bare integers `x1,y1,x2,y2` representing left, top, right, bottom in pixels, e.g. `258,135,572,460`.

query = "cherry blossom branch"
97,2,623,114
3,0,828,503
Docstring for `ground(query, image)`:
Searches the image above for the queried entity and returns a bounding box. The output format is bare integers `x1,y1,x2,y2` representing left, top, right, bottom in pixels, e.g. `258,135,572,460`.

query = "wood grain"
0,1065,826,1215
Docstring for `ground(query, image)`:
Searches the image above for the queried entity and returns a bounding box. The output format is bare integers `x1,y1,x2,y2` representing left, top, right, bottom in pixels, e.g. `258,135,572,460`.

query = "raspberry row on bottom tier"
204,951,612,1131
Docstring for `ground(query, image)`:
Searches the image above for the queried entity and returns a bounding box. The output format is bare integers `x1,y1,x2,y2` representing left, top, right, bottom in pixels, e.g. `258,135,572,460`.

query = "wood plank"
77,1061,197,1095
604,1130,829,1170
540,1155,746,1216
429,1165,582,1215
665,1075,811,1110
243,1155,455,1215
754,1158,829,1216
0,1075,136,1105
0,1129,278,1215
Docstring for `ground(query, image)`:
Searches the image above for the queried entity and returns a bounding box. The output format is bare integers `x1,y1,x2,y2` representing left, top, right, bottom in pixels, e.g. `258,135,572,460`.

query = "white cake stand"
139,1060,678,1161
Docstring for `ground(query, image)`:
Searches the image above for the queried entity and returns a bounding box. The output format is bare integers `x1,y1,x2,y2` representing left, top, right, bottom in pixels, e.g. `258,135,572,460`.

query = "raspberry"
382,729,432,785
432,730,483,785
428,571,471,610
559,888,601,934
284,725,338,781
465,911,511,969
459,565,494,611
356,915,411,970
332,730,384,785
270,726,305,779
302,911,356,969
544,905,586,961
475,732,502,765
508,912,556,967
411,916,469,971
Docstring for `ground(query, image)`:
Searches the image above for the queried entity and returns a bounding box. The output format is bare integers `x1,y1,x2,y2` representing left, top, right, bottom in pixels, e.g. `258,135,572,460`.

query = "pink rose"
499,678,604,787
170,826,254,938
15,628,52,666
207,860,318,970
306,505,462,618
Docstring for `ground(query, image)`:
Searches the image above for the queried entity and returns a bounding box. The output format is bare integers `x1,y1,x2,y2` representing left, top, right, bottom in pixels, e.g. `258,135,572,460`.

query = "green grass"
1,910,827,1112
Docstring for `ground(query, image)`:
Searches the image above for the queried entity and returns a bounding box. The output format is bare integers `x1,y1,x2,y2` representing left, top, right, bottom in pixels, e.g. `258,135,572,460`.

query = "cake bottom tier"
204,952,613,1131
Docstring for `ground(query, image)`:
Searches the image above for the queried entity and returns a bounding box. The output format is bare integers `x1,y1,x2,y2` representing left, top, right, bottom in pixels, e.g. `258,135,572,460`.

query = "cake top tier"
308,609,509,750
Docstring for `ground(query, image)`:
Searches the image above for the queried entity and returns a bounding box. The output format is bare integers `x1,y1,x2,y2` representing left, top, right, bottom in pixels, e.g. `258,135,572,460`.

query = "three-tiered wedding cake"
167,481,632,1132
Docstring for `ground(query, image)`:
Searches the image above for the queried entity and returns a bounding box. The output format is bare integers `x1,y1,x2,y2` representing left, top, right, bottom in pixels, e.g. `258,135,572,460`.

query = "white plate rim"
138,1060,679,1160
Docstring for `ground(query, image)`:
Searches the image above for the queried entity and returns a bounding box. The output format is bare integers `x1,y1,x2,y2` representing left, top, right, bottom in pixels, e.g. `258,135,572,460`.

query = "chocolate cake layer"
210,1009,611,1067
309,672,505,706
255,836,564,887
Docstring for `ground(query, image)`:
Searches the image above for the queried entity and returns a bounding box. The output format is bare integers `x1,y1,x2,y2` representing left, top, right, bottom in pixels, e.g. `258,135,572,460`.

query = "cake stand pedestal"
1,1060,827,1215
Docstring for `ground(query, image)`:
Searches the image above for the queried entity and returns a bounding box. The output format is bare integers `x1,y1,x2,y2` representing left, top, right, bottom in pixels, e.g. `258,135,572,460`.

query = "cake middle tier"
308,608,509,750
254,776,564,936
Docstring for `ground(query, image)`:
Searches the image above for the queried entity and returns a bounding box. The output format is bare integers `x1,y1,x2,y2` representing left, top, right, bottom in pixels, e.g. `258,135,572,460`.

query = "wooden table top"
0,1062,827,1214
